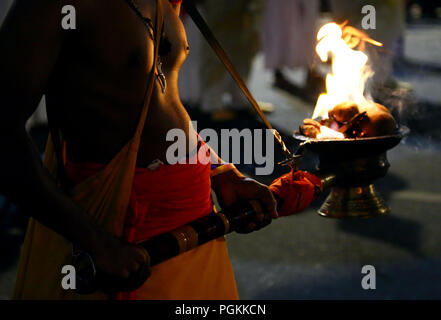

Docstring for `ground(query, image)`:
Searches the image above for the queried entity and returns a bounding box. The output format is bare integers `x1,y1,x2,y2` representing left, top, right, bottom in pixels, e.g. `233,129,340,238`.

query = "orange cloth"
270,170,322,217
14,0,163,298
65,144,238,300
65,153,212,242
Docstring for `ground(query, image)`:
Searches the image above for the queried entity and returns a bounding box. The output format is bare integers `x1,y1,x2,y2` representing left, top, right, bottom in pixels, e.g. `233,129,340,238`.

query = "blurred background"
1,0,441,299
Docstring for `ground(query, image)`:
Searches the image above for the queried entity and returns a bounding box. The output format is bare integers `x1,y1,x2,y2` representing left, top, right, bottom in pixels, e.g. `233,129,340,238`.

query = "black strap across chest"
125,0,155,40
125,0,172,57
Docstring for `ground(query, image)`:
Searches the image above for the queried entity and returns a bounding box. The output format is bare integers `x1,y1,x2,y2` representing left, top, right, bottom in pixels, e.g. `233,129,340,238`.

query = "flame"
317,125,344,139
311,22,382,138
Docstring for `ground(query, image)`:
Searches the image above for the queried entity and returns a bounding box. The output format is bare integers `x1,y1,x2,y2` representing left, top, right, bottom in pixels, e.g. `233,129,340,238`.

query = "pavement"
227,144,441,299
1,21,441,300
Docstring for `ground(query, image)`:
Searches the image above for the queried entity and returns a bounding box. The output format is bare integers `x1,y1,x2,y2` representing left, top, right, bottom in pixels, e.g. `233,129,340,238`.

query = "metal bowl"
293,126,409,160
292,126,409,218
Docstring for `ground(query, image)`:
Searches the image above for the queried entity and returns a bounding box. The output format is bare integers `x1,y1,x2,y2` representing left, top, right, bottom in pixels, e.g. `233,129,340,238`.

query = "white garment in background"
262,0,320,70
179,1,263,112
0,0,13,24
178,15,202,106
0,0,13,25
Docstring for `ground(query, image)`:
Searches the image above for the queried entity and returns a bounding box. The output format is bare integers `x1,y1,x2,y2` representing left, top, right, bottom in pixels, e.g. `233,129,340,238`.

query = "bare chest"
75,0,188,80
49,0,191,164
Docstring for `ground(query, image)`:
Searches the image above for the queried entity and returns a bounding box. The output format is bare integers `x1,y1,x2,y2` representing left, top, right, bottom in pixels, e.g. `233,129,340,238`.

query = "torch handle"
74,200,273,294
142,200,264,266
74,172,337,294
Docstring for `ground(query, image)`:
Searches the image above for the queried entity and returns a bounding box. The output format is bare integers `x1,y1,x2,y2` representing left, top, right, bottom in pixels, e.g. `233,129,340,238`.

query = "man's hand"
211,166,278,234
90,229,151,292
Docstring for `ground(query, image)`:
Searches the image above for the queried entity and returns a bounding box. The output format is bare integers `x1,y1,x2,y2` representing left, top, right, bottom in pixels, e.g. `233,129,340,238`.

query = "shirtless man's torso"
0,0,276,292
45,0,196,166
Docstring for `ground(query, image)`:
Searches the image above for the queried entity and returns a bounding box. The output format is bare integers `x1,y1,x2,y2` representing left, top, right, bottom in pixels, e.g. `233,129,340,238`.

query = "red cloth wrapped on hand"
269,170,322,217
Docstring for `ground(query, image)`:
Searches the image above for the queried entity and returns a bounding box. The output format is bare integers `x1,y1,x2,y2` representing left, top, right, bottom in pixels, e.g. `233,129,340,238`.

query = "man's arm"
201,138,277,233
0,0,148,282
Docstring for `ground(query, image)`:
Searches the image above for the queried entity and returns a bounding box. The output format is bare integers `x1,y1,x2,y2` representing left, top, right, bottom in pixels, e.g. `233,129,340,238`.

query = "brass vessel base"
318,184,390,219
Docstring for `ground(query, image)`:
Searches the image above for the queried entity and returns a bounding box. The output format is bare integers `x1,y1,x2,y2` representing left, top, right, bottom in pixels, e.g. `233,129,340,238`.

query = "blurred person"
0,0,13,23
177,11,202,106
197,0,273,121
0,0,281,299
261,0,320,100
329,0,406,88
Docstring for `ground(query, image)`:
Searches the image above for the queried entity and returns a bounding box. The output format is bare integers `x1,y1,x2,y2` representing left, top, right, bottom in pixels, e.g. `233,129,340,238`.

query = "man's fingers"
145,251,151,266
262,213,272,226
241,179,278,218
259,187,278,218
134,246,150,265
128,261,142,274
236,222,257,234
120,269,130,279
256,212,264,223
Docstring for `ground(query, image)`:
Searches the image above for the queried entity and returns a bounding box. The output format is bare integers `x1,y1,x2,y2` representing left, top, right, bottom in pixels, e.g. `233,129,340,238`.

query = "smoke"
362,39,441,144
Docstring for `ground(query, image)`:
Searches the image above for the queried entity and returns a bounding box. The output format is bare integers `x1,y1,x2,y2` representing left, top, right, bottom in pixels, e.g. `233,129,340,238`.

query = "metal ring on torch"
170,225,199,253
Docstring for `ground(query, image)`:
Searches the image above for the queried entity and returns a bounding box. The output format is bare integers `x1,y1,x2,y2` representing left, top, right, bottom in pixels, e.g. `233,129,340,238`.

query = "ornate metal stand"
295,127,408,218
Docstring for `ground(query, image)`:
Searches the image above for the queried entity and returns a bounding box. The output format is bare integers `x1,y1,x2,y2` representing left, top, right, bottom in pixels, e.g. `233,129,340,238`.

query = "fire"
311,22,383,139
317,125,344,139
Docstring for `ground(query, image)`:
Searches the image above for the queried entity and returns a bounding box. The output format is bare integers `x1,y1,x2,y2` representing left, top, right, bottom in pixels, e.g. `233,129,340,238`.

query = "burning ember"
299,22,398,139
